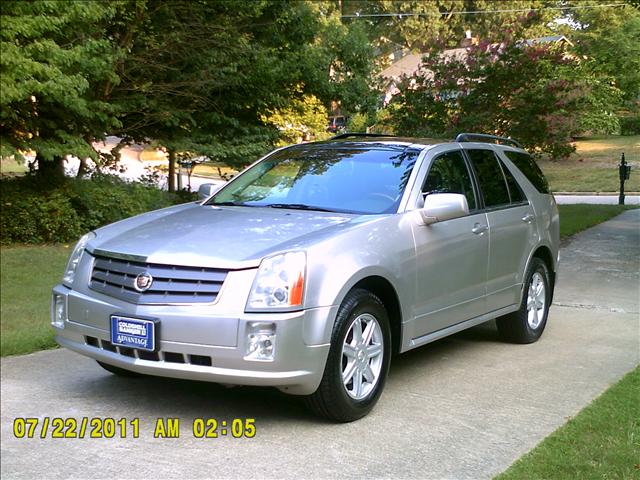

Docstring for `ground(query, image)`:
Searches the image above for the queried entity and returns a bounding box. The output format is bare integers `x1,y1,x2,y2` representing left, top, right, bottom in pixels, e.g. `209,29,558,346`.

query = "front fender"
301,214,416,345
303,264,405,345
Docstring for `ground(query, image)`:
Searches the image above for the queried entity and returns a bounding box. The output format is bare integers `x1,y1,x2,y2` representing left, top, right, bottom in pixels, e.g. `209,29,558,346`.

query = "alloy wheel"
341,313,384,400
526,272,546,329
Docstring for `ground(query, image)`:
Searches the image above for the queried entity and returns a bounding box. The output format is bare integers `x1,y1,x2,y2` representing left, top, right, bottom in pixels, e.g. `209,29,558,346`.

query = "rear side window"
503,151,550,194
466,149,510,208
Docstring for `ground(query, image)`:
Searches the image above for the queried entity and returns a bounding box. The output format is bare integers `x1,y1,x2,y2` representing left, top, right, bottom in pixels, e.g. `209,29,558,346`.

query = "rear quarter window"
500,160,527,204
503,151,550,194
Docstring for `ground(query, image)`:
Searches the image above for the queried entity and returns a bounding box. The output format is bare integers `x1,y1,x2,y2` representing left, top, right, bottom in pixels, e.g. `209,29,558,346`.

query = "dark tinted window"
501,161,527,203
423,150,476,210
467,149,510,208
209,146,418,214
504,151,550,194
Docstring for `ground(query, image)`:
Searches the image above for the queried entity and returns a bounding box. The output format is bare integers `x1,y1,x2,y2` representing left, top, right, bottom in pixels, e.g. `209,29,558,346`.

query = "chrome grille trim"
88,253,228,304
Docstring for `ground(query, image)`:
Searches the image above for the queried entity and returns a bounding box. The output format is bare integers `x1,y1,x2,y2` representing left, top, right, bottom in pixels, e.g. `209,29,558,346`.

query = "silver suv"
52,133,559,421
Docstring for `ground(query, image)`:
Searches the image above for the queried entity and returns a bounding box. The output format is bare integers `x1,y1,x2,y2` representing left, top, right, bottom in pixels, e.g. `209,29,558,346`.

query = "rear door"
464,147,539,312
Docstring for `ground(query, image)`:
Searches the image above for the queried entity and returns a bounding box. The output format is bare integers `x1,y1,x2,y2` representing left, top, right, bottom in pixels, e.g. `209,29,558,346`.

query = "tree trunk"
36,153,65,181
168,148,176,192
76,157,88,178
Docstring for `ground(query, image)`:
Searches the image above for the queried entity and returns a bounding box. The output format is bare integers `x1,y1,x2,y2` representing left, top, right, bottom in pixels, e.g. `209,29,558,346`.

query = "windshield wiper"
265,203,335,212
210,201,253,207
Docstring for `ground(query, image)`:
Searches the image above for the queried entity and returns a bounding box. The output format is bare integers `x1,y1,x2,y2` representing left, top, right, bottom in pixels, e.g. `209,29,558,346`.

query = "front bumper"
52,283,333,395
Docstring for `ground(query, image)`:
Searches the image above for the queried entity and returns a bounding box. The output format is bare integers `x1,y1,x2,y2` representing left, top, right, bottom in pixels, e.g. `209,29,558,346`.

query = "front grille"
89,253,228,304
86,336,212,366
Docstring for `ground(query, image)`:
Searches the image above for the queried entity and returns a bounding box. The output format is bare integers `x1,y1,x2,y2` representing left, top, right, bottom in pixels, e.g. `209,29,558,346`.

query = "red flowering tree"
389,35,621,159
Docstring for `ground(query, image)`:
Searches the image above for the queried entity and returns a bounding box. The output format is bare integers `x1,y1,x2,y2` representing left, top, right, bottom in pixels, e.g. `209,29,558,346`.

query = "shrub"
347,112,370,132
1,176,194,244
1,189,84,243
619,115,640,135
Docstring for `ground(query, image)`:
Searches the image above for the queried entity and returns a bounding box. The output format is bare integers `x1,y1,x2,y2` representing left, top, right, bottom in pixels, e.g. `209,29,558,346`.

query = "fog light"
51,294,66,329
244,322,276,361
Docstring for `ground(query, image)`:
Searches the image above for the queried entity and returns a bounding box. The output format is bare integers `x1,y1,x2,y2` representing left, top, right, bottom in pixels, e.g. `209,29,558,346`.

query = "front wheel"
497,257,551,344
305,289,391,422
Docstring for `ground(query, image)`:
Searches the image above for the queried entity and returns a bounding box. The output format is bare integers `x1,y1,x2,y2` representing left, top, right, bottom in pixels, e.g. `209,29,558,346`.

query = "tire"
305,289,391,422
496,257,551,344
96,361,142,377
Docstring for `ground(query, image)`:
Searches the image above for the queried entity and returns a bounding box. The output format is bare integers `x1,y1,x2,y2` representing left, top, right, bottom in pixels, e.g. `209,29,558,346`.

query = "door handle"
472,223,488,235
522,213,535,223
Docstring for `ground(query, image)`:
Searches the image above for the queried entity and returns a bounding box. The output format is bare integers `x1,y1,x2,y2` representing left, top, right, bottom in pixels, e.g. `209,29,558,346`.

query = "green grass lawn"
496,366,640,480
558,204,638,238
0,244,70,356
540,135,640,193
192,162,239,180
144,161,239,181
0,157,28,175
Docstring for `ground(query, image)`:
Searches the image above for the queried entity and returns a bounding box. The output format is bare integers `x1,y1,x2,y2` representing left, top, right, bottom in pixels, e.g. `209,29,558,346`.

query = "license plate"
110,315,156,351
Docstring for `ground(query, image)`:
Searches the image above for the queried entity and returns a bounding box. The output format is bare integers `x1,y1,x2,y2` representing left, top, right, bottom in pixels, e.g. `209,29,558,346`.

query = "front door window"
422,150,477,211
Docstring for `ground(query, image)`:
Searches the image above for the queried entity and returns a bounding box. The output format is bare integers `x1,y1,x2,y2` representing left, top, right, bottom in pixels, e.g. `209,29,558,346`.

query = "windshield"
207,146,419,214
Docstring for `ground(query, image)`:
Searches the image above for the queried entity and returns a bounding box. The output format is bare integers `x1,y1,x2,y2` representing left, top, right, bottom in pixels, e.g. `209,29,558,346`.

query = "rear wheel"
96,361,142,377
497,257,551,344
305,289,391,422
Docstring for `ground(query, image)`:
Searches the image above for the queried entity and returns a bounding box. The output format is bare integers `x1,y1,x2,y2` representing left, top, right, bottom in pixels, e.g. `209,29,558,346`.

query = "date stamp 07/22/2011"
12,417,256,440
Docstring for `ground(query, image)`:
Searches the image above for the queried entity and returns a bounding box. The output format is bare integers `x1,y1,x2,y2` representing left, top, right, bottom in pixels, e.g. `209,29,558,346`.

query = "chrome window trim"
399,144,461,212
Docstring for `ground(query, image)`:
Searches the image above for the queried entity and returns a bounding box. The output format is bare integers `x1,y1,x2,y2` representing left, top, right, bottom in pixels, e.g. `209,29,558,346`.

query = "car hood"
89,202,362,269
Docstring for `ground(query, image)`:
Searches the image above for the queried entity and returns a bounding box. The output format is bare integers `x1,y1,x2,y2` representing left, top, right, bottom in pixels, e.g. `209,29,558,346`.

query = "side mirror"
198,183,223,200
418,193,469,226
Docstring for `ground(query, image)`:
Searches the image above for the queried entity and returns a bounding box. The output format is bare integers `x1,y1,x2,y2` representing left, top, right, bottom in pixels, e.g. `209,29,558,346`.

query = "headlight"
246,252,306,311
62,232,95,287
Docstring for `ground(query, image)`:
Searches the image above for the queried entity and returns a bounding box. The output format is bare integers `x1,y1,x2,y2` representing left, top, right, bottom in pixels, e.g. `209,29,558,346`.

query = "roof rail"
455,133,522,149
331,132,395,140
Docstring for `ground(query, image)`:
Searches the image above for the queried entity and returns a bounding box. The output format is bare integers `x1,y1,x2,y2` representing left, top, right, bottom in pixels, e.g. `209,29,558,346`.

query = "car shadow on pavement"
64,321,503,424
389,320,502,375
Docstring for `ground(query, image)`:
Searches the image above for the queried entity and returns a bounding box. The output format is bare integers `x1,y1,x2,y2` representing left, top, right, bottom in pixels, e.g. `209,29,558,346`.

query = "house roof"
523,35,573,47
379,35,572,82
380,47,467,80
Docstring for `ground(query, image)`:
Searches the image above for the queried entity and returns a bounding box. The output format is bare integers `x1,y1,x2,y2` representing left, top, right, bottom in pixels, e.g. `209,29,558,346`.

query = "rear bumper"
52,284,333,395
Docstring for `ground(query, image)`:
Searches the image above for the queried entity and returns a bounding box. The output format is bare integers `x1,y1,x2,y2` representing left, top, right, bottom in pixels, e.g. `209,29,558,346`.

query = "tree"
340,0,561,54
567,2,640,103
388,35,621,158
110,0,378,189
106,1,293,189
305,2,380,116
262,92,331,146
2,1,378,188
0,1,122,178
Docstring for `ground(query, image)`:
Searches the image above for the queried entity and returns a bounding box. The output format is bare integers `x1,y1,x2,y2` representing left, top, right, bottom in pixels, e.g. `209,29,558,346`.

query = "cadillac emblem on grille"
134,273,154,292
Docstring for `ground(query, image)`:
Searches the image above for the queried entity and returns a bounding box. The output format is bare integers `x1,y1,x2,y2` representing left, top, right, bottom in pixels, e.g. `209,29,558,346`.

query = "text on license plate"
110,315,155,351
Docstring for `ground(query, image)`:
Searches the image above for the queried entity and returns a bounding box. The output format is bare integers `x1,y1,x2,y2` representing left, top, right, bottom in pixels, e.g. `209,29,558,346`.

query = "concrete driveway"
2,211,638,480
